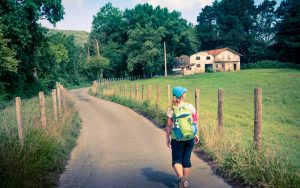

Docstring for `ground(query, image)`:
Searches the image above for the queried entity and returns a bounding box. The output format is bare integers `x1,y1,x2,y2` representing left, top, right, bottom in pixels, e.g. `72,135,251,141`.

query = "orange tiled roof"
207,48,228,56
206,47,242,56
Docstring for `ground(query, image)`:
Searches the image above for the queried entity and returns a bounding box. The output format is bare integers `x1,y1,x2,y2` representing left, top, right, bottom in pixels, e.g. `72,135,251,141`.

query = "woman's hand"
194,135,199,144
166,136,171,148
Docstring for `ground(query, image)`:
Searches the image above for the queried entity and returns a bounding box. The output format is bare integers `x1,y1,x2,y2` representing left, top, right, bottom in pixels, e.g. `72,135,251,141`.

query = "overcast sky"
41,0,281,32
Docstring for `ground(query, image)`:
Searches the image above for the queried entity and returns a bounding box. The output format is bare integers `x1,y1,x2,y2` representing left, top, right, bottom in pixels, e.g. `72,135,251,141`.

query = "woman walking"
166,86,199,188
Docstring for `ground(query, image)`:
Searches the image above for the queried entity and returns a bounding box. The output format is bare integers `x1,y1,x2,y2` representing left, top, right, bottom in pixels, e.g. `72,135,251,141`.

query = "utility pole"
164,41,167,77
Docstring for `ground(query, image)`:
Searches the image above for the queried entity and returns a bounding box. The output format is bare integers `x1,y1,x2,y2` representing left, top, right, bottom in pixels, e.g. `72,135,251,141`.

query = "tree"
125,24,163,78
90,3,197,77
0,28,19,75
256,0,277,45
0,0,64,96
196,0,264,63
87,55,110,80
0,26,19,98
90,3,126,77
196,2,219,50
273,0,300,63
123,4,197,75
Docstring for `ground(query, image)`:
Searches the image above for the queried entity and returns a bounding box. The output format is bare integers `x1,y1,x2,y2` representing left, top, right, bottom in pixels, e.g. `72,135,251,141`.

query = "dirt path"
58,88,230,188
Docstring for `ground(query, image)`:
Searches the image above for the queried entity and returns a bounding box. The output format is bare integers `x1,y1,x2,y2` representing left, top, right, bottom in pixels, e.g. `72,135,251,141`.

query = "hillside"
48,29,89,47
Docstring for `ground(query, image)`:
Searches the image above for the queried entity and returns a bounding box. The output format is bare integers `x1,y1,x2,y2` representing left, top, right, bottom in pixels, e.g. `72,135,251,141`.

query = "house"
175,47,242,75
172,55,191,74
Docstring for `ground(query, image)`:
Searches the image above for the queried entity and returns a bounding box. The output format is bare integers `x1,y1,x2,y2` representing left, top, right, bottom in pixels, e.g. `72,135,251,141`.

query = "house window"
206,56,211,60
196,56,200,60
196,64,201,68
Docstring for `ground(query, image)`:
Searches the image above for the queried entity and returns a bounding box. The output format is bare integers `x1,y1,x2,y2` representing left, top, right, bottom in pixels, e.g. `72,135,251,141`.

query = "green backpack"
171,104,196,141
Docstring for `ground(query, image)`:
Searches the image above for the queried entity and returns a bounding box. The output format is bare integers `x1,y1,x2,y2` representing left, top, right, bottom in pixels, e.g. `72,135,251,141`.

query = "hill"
48,29,89,47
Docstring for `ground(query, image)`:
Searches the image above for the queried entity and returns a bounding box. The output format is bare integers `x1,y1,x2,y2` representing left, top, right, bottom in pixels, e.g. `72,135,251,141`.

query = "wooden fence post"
56,82,61,116
130,83,132,100
254,88,262,150
39,92,47,129
135,83,138,100
148,85,151,100
106,82,108,95
142,84,144,101
195,89,200,119
60,85,66,112
168,85,171,106
52,89,57,121
101,83,104,94
157,85,160,104
16,97,24,147
124,83,127,97
218,88,224,133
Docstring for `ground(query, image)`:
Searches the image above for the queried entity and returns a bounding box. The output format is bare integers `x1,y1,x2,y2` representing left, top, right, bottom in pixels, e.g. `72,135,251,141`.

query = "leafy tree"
84,55,110,80
196,2,219,50
90,3,126,77
196,0,270,64
47,32,87,85
90,3,197,78
123,4,197,75
0,26,19,98
273,0,300,63
0,0,64,96
125,24,163,77
256,0,277,45
0,28,19,75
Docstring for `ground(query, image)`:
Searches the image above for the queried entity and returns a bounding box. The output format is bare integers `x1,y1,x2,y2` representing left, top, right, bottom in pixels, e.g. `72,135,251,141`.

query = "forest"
0,0,299,99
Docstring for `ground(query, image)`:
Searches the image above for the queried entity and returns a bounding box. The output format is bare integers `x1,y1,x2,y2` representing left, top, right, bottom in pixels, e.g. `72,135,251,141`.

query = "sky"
41,0,281,32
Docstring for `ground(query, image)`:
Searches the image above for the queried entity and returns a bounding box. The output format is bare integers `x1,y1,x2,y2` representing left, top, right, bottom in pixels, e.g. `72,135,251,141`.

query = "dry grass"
0,91,81,187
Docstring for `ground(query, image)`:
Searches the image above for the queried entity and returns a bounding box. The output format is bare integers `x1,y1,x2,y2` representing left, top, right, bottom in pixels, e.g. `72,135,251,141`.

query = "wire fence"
0,83,69,147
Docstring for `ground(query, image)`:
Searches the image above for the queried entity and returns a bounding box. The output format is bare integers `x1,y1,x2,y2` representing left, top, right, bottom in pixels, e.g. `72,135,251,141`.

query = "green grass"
0,93,81,187
94,69,300,187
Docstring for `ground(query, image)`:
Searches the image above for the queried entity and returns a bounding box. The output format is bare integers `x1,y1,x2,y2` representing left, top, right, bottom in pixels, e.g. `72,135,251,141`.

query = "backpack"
172,103,197,141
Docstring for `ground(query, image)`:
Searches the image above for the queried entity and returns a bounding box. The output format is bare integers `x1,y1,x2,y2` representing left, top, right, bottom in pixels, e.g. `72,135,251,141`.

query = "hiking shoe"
178,176,189,188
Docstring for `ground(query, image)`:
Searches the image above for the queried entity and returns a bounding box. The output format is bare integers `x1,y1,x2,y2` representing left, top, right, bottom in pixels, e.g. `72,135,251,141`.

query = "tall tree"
125,24,163,78
196,2,219,50
123,4,197,75
0,0,64,96
0,26,19,98
90,3,126,77
196,0,262,63
273,0,300,63
256,0,277,45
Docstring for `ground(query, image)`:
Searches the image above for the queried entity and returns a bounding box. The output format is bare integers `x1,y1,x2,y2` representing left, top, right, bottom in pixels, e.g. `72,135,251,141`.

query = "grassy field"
95,69,300,187
0,92,81,187
47,29,89,47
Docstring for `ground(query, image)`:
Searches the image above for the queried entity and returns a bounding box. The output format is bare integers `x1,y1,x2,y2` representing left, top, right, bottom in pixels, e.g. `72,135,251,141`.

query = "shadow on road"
141,167,177,188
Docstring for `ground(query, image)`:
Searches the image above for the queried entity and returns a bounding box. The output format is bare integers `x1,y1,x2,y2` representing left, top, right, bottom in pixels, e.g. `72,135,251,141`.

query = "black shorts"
171,139,194,168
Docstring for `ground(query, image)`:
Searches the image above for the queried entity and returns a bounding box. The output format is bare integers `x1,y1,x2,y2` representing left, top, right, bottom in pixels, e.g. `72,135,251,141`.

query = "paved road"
58,88,230,188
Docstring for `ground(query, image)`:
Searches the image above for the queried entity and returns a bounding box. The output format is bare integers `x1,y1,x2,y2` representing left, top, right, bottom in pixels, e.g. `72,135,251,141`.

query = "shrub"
241,60,300,70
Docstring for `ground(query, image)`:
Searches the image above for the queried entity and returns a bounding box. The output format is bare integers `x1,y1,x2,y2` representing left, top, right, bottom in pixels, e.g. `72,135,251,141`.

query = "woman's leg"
171,139,184,177
173,163,184,177
183,168,190,178
182,139,194,178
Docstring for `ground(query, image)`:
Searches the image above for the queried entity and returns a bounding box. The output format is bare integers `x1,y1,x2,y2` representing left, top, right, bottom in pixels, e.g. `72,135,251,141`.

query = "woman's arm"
165,117,172,148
